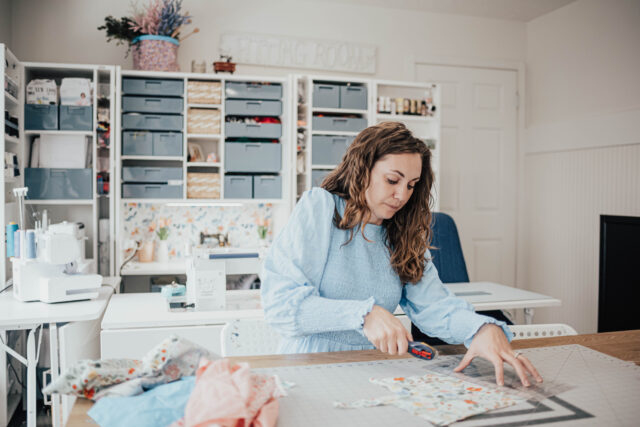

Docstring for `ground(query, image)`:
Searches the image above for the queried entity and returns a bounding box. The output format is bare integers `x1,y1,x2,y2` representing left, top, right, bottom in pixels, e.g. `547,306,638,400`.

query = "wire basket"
132,35,180,72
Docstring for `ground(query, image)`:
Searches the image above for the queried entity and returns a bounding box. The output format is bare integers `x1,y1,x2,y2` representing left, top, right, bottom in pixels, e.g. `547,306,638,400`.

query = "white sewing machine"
12,221,102,303
186,247,262,311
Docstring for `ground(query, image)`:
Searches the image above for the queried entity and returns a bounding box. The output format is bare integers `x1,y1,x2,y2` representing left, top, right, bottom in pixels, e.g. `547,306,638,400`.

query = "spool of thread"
99,218,109,243
25,230,36,259
6,223,18,257
13,230,22,259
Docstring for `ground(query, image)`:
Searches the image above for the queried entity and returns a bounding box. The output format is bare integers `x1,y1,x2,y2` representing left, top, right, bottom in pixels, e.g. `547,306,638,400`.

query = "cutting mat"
253,345,640,426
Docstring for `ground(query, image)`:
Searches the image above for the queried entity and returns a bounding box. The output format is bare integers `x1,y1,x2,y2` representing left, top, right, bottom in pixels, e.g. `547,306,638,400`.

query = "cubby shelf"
24,130,93,136
376,113,438,122
4,91,18,106
1,52,118,283
24,199,94,205
121,155,184,161
186,162,221,167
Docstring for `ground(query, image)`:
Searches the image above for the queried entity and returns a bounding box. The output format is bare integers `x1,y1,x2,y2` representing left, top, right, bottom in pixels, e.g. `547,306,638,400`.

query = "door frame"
408,56,527,291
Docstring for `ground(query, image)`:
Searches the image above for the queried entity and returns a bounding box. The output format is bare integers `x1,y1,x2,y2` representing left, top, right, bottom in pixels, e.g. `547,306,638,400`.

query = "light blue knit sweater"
261,188,511,353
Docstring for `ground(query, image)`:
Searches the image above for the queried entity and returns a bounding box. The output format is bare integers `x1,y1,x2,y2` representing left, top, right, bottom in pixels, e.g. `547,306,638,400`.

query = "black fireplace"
598,215,640,332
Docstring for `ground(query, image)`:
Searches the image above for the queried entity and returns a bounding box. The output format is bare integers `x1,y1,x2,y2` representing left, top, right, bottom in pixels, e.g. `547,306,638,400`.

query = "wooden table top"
67,330,640,426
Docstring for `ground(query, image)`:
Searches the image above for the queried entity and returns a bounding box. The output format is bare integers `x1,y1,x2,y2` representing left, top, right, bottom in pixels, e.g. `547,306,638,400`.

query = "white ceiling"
311,0,577,22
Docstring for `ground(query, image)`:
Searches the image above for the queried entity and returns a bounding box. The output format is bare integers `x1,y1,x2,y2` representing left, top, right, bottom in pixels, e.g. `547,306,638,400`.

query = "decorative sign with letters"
220,33,377,74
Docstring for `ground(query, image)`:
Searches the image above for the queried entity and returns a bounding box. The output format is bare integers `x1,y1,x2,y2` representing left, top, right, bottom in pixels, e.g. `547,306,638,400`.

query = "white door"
415,64,518,285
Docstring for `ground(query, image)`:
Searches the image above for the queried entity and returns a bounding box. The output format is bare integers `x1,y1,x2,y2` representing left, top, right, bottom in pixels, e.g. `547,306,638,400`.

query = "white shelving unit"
372,79,441,210
293,75,441,210
294,75,373,197
19,62,117,277
115,70,293,275
0,43,24,427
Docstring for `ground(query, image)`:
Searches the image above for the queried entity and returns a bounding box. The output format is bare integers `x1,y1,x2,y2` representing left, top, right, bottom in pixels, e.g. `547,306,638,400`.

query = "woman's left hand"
454,323,543,387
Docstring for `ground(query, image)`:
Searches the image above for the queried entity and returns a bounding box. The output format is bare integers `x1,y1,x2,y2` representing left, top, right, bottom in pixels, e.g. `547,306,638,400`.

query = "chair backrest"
430,212,469,283
509,323,578,340
220,319,282,357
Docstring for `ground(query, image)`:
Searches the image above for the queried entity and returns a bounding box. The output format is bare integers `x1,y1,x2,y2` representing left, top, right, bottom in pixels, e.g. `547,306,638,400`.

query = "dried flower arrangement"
98,0,197,56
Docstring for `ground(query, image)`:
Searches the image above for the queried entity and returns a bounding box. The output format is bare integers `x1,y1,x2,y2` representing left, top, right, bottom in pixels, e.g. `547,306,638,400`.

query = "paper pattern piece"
335,372,524,426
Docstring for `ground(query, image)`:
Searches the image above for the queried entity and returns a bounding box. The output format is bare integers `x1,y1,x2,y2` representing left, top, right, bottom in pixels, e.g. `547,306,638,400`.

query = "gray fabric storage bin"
311,169,331,187
122,113,183,131
225,142,281,173
59,106,92,131
225,122,282,139
225,82,282,100
224,175,252,199
122,166,182,183
122,183,182,199
153,132,183,156
339,85,367,110
312,135,354,165
253,175,281,199
312,116,367,133
25,104,58,130
122,131,153,155
225,99,282,116
25,168,92,199
122,96,183,114
312,83,340,108
122,78,184,96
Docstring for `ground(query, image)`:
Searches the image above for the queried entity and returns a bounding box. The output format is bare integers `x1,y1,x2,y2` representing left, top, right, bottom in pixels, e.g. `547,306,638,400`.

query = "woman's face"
364,153,422,225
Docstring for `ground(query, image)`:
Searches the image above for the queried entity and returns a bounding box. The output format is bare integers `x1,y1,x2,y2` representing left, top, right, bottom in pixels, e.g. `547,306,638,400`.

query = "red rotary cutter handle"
408,341,437,360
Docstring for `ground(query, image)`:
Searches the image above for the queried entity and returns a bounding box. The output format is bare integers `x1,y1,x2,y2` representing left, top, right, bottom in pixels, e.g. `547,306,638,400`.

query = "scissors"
408,341,437,360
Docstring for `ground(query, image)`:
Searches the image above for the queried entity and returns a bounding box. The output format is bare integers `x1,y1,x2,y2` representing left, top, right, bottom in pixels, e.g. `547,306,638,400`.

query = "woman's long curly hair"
322,122,435,284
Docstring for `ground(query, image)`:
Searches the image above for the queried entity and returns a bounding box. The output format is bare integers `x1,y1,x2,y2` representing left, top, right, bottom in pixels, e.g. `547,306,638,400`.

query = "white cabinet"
100,291,263,359
101,325,224,359
1,48,117,279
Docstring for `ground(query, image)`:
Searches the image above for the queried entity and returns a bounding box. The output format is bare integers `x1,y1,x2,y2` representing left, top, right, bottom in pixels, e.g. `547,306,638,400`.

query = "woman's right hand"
363,305,413,355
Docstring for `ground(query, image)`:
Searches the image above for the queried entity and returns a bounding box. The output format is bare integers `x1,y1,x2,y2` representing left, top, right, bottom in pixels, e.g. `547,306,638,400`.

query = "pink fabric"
171,359,281,427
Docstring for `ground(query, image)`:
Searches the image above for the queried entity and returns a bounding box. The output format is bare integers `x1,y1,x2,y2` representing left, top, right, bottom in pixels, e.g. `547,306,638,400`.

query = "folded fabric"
88,376,195,427
43,335,218,400
171,358,284,427
335,373,523,426
41,358,142,400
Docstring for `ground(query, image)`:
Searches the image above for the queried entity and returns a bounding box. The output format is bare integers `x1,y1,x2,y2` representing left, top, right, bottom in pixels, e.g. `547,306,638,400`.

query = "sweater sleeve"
260,188,375,338
399,251,513,347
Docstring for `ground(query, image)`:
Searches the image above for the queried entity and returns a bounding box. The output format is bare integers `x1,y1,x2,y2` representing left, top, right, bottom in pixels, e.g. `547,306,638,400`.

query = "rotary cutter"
408,341,437,360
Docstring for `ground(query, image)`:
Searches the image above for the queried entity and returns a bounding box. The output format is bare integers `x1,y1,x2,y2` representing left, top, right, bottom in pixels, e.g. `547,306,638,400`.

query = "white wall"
522,0,640,333
0,0,12,48
9,0,526,79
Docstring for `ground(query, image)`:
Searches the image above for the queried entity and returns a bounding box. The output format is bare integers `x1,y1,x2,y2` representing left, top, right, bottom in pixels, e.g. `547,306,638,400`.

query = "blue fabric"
88,376,195,427
261,188,512,353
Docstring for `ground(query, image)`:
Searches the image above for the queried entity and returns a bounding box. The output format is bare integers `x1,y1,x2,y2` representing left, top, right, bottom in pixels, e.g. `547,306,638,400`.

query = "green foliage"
97,15,141,45
156,226,169,241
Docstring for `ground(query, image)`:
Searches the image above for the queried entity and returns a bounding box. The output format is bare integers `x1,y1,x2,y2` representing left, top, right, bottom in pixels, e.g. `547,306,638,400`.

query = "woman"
261,122,541,387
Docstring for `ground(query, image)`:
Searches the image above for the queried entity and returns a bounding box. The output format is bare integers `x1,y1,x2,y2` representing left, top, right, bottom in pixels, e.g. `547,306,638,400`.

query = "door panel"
416,64,518,285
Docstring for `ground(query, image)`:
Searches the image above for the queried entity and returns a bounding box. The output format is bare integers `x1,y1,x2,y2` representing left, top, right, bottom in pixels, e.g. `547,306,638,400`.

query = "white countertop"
0,286,113,328
101,289,263,329
446,282,561,311
101,282,560,330
120,248,264,276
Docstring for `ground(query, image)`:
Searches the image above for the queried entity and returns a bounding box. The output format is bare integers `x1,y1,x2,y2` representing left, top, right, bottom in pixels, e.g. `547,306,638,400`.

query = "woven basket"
187,172,221,199
132,35,179,72
187,108,221,135
187,81,222,105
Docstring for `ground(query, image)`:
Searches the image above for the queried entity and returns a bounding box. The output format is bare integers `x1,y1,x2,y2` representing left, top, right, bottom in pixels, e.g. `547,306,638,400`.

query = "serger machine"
186,247,261,311
10,187,101,303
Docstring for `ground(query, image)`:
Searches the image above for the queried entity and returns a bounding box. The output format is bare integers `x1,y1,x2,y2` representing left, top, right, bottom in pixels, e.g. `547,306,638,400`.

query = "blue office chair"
411,212,512,345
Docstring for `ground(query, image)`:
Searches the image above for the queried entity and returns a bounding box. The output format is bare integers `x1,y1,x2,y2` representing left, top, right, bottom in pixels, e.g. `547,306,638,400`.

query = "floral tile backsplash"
122,202,273,260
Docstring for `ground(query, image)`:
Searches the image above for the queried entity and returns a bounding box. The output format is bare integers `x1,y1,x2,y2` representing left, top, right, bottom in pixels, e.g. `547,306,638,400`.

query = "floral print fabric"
43,335,217,400
335,372,523,426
